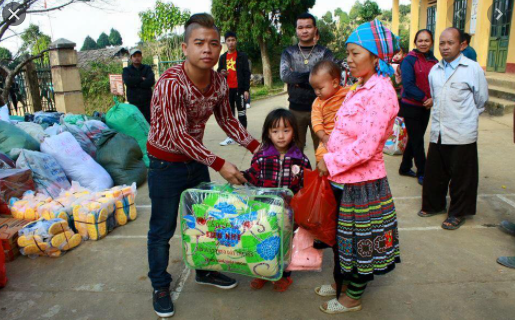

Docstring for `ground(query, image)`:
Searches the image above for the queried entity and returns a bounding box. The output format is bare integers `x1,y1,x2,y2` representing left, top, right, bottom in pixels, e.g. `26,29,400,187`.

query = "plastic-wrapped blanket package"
41,132,113,191
17,218,82,258
180,183,294,281
16,150,71,198
286,227,323,272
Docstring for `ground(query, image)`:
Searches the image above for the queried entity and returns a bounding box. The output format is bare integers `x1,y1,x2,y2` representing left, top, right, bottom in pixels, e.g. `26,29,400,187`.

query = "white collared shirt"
428,54,489,145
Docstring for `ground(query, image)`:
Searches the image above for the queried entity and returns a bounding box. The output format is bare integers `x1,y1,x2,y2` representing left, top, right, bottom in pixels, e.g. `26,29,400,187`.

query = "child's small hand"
317,159,329,177
321,135,330,148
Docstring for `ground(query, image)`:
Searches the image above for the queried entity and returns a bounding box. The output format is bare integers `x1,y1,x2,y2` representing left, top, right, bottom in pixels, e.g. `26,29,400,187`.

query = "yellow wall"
474,0,493,68
507,7,515,65
409,0,421,50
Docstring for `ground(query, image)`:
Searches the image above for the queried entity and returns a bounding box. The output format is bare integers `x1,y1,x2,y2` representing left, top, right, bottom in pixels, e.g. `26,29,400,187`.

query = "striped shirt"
147,63,259,171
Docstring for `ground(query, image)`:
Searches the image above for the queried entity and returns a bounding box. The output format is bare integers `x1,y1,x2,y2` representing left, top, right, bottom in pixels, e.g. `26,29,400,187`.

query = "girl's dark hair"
261,108,301,150
414,29,434,44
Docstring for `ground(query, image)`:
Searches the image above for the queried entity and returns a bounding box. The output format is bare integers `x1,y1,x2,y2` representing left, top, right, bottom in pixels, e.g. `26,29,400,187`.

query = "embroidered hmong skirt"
334,177,400,281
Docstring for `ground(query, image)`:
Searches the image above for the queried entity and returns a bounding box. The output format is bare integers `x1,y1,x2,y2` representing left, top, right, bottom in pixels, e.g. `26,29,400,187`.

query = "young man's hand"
219,162,248,185
244,91,249,101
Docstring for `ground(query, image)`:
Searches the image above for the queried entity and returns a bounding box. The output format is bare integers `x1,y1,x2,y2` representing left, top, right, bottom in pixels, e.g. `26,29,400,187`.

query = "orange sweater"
311,86,350,162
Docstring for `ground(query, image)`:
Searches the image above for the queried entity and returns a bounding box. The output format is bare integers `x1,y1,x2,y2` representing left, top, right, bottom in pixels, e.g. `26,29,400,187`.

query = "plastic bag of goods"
16,150,71,198
10,191,52,220
63,113,87,126
0,104,10,122
17,218,81,258
37,183,92,228
79,120,110,144
97,183,138,226
33,111,63,126
95,131,147,186
0,121,40,161
106,98,150,167
180,183,294,281
383,116,408,156
45,123,97,158
285,227,323,272
41,132,113,191
15,122,45,142
72,195,116,241
0,169,36,215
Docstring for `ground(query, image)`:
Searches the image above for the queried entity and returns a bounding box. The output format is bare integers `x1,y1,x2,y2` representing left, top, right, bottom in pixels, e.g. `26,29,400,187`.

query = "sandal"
319,298,362,314
250,278,268,290
273,277,293,292
314,285,337,297
442,216,465,230
418,210,446,218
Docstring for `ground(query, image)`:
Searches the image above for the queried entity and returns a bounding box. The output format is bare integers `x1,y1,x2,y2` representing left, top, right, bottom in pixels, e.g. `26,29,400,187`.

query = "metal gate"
35,55,56,112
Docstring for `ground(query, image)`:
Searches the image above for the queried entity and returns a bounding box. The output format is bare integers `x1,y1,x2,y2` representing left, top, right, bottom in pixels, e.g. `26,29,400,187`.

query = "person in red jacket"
398,29,438,186
146,13,260,318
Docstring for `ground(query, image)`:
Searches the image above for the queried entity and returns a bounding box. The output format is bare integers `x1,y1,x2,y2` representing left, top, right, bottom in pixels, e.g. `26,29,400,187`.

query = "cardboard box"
0,217,31,262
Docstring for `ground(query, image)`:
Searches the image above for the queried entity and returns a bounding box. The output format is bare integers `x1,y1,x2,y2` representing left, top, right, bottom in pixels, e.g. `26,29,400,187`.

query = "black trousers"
399,102,431,177
422,139,479,218
229,88,247,128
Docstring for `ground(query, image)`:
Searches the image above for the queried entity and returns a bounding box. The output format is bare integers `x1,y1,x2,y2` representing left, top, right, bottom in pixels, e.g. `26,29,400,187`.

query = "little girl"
243,108,311,292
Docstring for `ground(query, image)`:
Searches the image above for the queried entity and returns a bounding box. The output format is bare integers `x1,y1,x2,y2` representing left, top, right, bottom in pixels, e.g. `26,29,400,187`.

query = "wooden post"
24,60,43,112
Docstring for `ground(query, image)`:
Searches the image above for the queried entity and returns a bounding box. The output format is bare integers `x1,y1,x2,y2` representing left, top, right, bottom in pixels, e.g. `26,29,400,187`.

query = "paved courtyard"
1,94,515,320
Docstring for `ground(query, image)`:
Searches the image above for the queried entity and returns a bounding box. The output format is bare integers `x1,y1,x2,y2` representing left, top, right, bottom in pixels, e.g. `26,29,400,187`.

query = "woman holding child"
316,19,401,314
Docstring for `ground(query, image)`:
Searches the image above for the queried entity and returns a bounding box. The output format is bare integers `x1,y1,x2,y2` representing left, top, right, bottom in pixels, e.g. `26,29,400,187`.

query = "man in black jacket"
280,13,334,152
122,48,155,123
217,31,251,146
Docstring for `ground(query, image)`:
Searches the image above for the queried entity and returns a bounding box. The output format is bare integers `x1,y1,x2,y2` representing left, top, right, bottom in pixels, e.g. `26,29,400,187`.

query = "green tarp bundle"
95,130,147,187
106,98,149,167
0,121,40,161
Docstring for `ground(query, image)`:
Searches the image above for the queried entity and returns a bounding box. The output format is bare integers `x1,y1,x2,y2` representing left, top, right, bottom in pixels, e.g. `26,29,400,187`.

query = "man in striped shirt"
146,13,260,318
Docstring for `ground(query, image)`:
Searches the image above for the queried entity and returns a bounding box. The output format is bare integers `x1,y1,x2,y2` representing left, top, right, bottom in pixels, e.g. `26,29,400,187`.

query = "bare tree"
0,0,103,107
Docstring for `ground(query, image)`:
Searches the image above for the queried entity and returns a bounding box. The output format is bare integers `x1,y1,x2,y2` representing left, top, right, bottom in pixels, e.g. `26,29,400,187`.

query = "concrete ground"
2,94,515,320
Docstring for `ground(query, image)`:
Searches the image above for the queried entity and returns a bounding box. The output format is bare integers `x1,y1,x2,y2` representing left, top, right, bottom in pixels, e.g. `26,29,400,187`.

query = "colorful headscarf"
345,19,400,77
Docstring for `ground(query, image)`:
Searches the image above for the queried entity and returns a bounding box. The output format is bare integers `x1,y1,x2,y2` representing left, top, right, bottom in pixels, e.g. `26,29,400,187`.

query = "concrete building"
391,0,515,74
391,0,515,115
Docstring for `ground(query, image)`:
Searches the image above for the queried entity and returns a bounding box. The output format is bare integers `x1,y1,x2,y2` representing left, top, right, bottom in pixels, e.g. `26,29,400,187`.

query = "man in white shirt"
417,27,488,230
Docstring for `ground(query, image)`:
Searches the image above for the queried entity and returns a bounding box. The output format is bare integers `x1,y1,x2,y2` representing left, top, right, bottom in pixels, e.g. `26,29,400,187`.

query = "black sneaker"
399,169,417,178
153,288,175,318
195,272,239,289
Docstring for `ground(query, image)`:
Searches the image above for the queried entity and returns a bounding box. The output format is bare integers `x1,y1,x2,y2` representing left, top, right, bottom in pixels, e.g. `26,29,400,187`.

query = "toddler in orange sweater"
309,60,350,163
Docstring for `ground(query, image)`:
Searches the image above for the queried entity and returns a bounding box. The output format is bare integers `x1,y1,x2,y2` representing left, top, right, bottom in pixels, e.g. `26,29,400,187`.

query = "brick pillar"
49,39,85,114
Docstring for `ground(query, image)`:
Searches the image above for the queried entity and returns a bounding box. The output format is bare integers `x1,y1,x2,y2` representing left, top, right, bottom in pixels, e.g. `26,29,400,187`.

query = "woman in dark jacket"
398,29,438,185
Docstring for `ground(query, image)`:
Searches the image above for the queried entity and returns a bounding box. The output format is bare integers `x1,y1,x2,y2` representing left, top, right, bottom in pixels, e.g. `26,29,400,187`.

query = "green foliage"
139,1,190,42
359,0,382,22
80,61,123,114
0,47,12,66
20,24,51,60
97,32,110,49
317,12,336,48
212,0,315,86
81,36,98,51
109,28,123,46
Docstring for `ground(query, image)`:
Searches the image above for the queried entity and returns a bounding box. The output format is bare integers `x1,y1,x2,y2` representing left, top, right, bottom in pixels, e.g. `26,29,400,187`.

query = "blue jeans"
147,156,210,289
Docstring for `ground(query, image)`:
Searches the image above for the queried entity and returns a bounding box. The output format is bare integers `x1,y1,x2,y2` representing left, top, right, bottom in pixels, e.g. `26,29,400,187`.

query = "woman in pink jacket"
316,19,401,314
